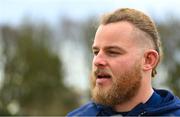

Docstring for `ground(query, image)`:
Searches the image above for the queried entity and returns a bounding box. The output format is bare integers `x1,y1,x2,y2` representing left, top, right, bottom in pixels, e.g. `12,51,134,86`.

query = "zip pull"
139,111,146,116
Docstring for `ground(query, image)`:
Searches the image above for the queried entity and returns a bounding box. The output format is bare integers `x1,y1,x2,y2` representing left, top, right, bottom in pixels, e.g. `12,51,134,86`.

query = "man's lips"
95,72,112,85
96,73,111,79
94,70,112,79
93,69,112,85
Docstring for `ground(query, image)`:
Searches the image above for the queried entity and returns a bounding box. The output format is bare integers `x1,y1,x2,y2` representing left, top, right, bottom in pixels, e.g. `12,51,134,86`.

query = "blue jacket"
67,89,180,116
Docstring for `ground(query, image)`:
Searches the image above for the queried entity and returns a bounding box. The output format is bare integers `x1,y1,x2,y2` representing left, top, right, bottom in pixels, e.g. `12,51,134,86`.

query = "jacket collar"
94,90,162,116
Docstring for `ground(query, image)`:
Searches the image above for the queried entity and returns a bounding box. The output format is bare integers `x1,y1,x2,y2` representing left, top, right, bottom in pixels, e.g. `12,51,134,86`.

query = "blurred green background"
0,0,180,115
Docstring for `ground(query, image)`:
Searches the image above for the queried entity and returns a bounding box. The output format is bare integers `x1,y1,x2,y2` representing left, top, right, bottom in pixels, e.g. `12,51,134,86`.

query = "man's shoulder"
67,101,99,116
152,89,180,116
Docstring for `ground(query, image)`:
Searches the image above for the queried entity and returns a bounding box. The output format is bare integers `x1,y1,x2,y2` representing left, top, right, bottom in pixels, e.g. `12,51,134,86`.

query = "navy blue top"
67,89,180,116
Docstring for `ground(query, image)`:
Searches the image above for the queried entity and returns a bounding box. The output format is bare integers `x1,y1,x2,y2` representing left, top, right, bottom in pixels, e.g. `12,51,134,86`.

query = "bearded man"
67,8,180,116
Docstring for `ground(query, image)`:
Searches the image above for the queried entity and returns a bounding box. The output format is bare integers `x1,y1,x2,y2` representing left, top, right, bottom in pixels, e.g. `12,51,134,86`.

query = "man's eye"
107,51,120,56
93,51,99,55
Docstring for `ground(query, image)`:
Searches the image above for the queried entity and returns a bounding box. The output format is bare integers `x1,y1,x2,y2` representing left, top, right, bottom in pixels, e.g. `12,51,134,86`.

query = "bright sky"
1,0,180,25
0,0,180,90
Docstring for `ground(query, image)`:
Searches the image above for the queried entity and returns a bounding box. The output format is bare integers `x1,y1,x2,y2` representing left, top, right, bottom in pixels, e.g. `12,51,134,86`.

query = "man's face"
91,22,144,106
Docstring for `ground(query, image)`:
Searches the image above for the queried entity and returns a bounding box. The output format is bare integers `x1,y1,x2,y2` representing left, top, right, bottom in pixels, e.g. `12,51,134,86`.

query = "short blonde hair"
100,8,162,77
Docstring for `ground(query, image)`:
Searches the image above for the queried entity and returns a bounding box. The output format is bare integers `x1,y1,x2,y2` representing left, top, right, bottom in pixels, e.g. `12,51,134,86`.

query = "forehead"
93,22,137,49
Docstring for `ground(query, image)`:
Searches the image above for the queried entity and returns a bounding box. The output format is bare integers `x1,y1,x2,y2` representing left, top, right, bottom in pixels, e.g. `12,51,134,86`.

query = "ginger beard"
91,62,142,106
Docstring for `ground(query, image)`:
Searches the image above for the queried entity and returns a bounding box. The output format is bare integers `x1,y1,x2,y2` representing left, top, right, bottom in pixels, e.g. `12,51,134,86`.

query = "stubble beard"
91,63,142,106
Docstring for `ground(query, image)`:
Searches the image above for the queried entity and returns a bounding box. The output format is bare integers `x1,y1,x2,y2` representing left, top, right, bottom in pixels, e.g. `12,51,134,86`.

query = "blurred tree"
60,16,98,66
0,21,80,115
81,17,98,68
157,18,180,97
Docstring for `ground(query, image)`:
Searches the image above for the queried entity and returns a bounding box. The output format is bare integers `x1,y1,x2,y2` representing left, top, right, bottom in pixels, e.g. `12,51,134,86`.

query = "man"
67,8,180,116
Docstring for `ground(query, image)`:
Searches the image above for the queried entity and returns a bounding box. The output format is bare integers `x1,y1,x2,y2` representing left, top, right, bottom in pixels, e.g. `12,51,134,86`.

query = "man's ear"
143,50,159,71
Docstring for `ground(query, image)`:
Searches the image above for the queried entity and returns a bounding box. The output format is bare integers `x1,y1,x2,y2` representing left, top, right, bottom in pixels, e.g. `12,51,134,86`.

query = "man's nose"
93,52,107,67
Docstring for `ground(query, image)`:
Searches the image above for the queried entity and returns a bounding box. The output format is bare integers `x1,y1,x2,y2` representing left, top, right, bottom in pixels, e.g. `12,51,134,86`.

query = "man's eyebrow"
105,46,126,52
92,45,126,52
92,46,99,50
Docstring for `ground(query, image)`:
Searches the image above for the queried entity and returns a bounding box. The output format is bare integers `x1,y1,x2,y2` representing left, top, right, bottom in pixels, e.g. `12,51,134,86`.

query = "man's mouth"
97,73,111,79
93,69,112,85
95,72,112,85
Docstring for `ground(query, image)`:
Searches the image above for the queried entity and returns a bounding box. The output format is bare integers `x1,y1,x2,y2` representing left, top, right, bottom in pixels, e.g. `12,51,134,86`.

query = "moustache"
93,69,112,78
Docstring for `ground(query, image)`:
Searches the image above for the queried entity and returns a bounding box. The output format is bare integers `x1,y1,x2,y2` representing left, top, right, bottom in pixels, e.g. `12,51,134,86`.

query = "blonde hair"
100,8,162,77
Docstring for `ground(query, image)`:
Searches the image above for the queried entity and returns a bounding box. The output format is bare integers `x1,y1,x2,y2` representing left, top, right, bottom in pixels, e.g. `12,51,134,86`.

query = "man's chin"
91,86,111,103
94,83,111,93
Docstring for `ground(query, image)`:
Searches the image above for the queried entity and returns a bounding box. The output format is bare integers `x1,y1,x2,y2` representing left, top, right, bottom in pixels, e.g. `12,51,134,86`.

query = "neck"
113,77,154,112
